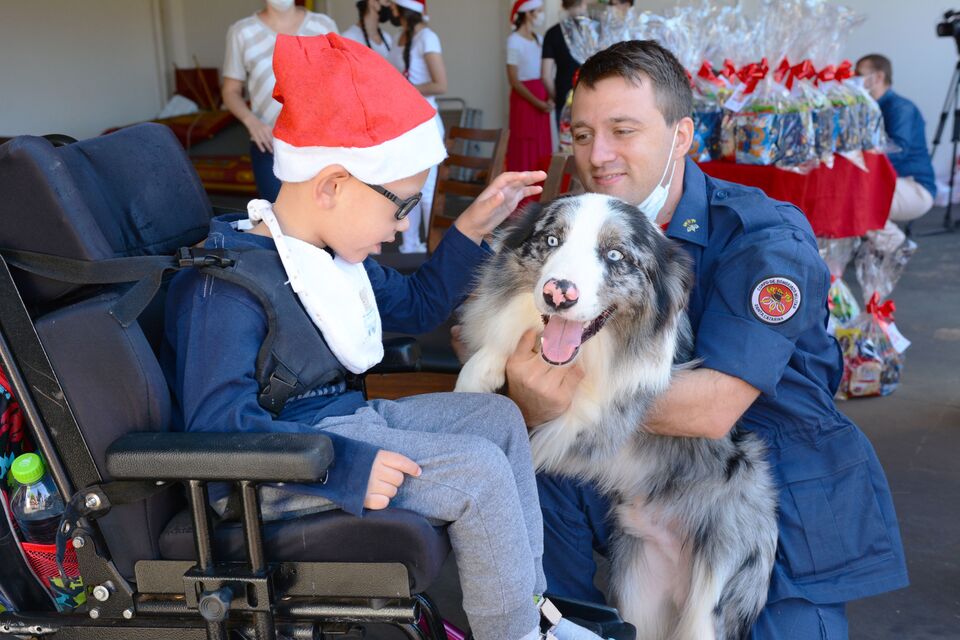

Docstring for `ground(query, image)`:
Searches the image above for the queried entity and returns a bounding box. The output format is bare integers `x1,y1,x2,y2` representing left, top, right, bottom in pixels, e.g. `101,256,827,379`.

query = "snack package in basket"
730,62,784,166
690,62,726,162
817,237,861,334
836,294,909,399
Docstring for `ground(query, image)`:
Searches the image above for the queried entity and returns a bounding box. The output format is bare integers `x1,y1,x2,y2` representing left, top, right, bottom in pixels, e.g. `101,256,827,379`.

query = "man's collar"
876,87,893,104
663,157,709,247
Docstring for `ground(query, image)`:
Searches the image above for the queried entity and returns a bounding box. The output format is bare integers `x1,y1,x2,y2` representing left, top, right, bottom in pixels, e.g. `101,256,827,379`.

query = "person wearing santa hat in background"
385,0,448,253
342,0,394,59
506,0,553,175
221,0,338,202
164,32,617,640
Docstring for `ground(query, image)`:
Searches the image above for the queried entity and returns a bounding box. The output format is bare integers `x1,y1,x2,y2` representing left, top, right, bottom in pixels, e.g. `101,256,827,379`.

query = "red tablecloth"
698,152,896,238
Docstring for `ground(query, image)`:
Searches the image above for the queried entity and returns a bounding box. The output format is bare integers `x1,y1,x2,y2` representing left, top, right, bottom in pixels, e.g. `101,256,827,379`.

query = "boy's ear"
311,165,352,210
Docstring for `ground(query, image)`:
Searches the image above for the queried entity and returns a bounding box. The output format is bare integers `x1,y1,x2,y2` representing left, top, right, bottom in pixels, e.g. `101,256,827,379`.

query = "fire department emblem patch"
751,277,801,324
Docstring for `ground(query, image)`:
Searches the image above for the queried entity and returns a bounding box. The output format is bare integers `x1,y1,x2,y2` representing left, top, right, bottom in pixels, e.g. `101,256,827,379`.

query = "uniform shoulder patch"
750,277,801,324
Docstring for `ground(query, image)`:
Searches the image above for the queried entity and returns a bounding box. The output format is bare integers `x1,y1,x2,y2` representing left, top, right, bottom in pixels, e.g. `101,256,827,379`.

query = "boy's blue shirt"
161,214,491,516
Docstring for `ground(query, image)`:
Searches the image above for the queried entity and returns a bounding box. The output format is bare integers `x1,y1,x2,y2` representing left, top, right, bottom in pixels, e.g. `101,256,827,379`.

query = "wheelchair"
0,124,634,640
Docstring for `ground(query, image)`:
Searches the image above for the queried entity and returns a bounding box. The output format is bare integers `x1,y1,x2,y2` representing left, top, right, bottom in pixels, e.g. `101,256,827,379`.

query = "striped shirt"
223,11,338,127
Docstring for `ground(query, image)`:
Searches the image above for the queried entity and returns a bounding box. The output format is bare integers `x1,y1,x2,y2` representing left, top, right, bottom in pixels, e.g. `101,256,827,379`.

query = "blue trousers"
250,143,281,203
537,473,849,640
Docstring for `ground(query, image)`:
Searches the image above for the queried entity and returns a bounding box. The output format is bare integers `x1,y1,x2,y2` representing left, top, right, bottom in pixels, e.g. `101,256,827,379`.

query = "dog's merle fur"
456,194,777,640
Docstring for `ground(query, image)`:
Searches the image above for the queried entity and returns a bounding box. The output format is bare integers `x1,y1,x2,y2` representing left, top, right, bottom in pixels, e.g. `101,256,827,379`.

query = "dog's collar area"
540,306,616,366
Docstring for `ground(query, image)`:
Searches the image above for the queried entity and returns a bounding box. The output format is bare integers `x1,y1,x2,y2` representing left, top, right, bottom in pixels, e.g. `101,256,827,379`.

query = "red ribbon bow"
835,60,854,82
697,61,724,87
816,64,836,85
738,58,769,95
866,292,896,325
773,58,791,85
720,58,738,81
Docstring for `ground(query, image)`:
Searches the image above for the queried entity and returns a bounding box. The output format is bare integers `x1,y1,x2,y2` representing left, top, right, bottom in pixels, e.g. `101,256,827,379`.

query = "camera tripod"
919,57,960,234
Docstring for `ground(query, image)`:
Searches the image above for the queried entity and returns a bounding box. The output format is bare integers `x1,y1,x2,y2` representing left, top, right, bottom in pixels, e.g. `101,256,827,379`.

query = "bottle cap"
11,453,45,486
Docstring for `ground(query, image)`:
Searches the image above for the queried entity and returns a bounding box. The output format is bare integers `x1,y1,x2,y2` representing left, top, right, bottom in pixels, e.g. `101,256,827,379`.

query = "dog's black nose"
543,278,579,310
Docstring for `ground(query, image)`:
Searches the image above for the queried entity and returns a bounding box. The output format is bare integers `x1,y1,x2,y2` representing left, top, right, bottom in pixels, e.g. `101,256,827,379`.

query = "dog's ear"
498,200,544,251
660,240,695,315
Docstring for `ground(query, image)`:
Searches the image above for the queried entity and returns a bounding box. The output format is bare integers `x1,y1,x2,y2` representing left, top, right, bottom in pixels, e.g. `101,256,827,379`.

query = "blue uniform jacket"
667,158,908,604
878,89,936,198
161,215,491,517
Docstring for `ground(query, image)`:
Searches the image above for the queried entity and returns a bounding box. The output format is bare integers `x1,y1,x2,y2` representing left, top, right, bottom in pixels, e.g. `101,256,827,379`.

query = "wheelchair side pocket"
775,426,894,581
20,542,86,610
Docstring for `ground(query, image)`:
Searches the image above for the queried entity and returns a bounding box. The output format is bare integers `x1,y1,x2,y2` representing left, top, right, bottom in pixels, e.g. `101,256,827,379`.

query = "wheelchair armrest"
369,336,422,374
105,432,333,483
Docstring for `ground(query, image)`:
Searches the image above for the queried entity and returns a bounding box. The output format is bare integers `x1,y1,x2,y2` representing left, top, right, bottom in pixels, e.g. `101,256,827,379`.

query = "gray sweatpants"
270,392,546,640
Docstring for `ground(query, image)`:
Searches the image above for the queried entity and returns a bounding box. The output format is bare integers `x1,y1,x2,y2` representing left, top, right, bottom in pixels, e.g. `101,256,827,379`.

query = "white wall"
0,0,166,139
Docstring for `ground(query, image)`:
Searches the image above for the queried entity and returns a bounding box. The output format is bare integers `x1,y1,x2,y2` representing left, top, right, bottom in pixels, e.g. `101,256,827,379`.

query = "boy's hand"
454,171,547,245
505,329,585,429
364,450,422,510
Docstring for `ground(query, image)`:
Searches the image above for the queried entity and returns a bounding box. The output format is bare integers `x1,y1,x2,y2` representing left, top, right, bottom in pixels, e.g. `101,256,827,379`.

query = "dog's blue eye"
547,235,559,247
606,249,623,262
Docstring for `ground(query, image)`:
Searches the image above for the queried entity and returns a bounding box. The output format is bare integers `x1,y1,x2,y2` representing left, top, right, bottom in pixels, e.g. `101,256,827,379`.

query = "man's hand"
364,450,422,510
454,171,547,244
505,329,585,429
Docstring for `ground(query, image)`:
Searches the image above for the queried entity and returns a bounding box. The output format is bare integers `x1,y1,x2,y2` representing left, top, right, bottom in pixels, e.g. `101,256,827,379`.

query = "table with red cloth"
698,152,896,238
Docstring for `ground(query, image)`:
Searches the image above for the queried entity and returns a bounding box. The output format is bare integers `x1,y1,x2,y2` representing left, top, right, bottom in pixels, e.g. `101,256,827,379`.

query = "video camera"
938,10,960,39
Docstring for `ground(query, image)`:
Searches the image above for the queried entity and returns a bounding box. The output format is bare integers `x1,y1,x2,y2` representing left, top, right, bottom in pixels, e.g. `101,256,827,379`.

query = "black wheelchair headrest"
0,123,212,306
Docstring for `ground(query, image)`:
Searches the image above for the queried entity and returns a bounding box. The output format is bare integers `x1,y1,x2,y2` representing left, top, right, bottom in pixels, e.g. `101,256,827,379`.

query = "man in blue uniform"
505,41,909,638
856,53,936,223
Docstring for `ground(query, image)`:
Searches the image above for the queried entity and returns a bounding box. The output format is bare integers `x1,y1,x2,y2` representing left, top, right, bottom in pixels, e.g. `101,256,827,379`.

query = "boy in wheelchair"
160,33,610,640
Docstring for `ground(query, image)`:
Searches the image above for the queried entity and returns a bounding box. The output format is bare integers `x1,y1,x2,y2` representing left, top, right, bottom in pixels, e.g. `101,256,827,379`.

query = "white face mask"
246,200,383,374
637,123,680,223
532,12,546,28
266,0,295,11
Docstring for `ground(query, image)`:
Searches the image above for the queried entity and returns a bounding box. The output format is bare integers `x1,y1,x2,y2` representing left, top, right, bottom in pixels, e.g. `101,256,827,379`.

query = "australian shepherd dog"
455,194,778,640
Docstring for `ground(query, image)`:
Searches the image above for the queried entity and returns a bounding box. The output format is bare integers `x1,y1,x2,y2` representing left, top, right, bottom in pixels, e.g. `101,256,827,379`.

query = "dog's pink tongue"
541,316,583,364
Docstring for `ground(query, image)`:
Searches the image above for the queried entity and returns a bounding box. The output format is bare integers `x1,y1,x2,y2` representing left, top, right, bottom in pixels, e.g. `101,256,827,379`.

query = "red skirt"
507,79,553,173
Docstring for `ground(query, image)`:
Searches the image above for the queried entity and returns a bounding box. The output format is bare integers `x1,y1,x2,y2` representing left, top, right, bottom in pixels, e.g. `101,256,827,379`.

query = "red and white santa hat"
511,0,543,23
271,33,446,185
394,0,426,14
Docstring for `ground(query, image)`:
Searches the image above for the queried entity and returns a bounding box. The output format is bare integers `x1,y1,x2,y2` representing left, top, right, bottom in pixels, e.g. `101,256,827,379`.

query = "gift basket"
835,226,916,399
817,237,861,335
563,0,889,170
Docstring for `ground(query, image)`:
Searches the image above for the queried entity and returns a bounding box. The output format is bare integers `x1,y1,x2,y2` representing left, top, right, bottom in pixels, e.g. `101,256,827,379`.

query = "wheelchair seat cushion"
159,507,450,594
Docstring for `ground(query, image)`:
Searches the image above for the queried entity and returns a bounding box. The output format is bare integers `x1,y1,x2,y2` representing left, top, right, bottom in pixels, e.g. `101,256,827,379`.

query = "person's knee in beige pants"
889,176,934,223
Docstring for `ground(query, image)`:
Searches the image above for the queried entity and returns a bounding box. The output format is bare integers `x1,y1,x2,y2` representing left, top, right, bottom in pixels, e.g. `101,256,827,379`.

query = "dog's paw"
454,351,507,393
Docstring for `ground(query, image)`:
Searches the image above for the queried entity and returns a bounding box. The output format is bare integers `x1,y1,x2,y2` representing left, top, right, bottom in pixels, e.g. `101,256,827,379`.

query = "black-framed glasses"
363,181,422,220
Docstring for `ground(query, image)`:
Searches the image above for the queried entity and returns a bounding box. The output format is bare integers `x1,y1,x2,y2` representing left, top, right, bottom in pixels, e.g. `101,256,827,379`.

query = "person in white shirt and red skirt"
506,0,553,173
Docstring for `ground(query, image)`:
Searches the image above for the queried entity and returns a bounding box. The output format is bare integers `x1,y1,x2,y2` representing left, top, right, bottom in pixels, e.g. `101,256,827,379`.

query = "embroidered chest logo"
750,277,801,324
682,218,700,233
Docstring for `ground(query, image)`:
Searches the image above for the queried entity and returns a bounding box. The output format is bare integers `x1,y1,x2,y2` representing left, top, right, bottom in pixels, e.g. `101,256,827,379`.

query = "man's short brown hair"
562,0,585,10
856,54,893,85
576,40,693,125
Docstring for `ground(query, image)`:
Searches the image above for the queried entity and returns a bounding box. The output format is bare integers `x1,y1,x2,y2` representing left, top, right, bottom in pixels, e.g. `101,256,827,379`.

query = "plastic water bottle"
10,453,64,544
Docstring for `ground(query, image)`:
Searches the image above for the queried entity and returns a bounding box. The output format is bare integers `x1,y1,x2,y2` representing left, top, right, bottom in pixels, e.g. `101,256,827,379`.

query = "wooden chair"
426,126,508,252
540,153,580,202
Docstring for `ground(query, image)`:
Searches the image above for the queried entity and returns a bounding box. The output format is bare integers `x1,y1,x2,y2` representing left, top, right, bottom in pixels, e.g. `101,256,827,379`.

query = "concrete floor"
841,210,960,639
361,208,960,639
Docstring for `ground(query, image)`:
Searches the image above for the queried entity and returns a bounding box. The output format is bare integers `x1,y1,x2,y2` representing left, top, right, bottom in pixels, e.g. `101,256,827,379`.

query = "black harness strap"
0,248,235,327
